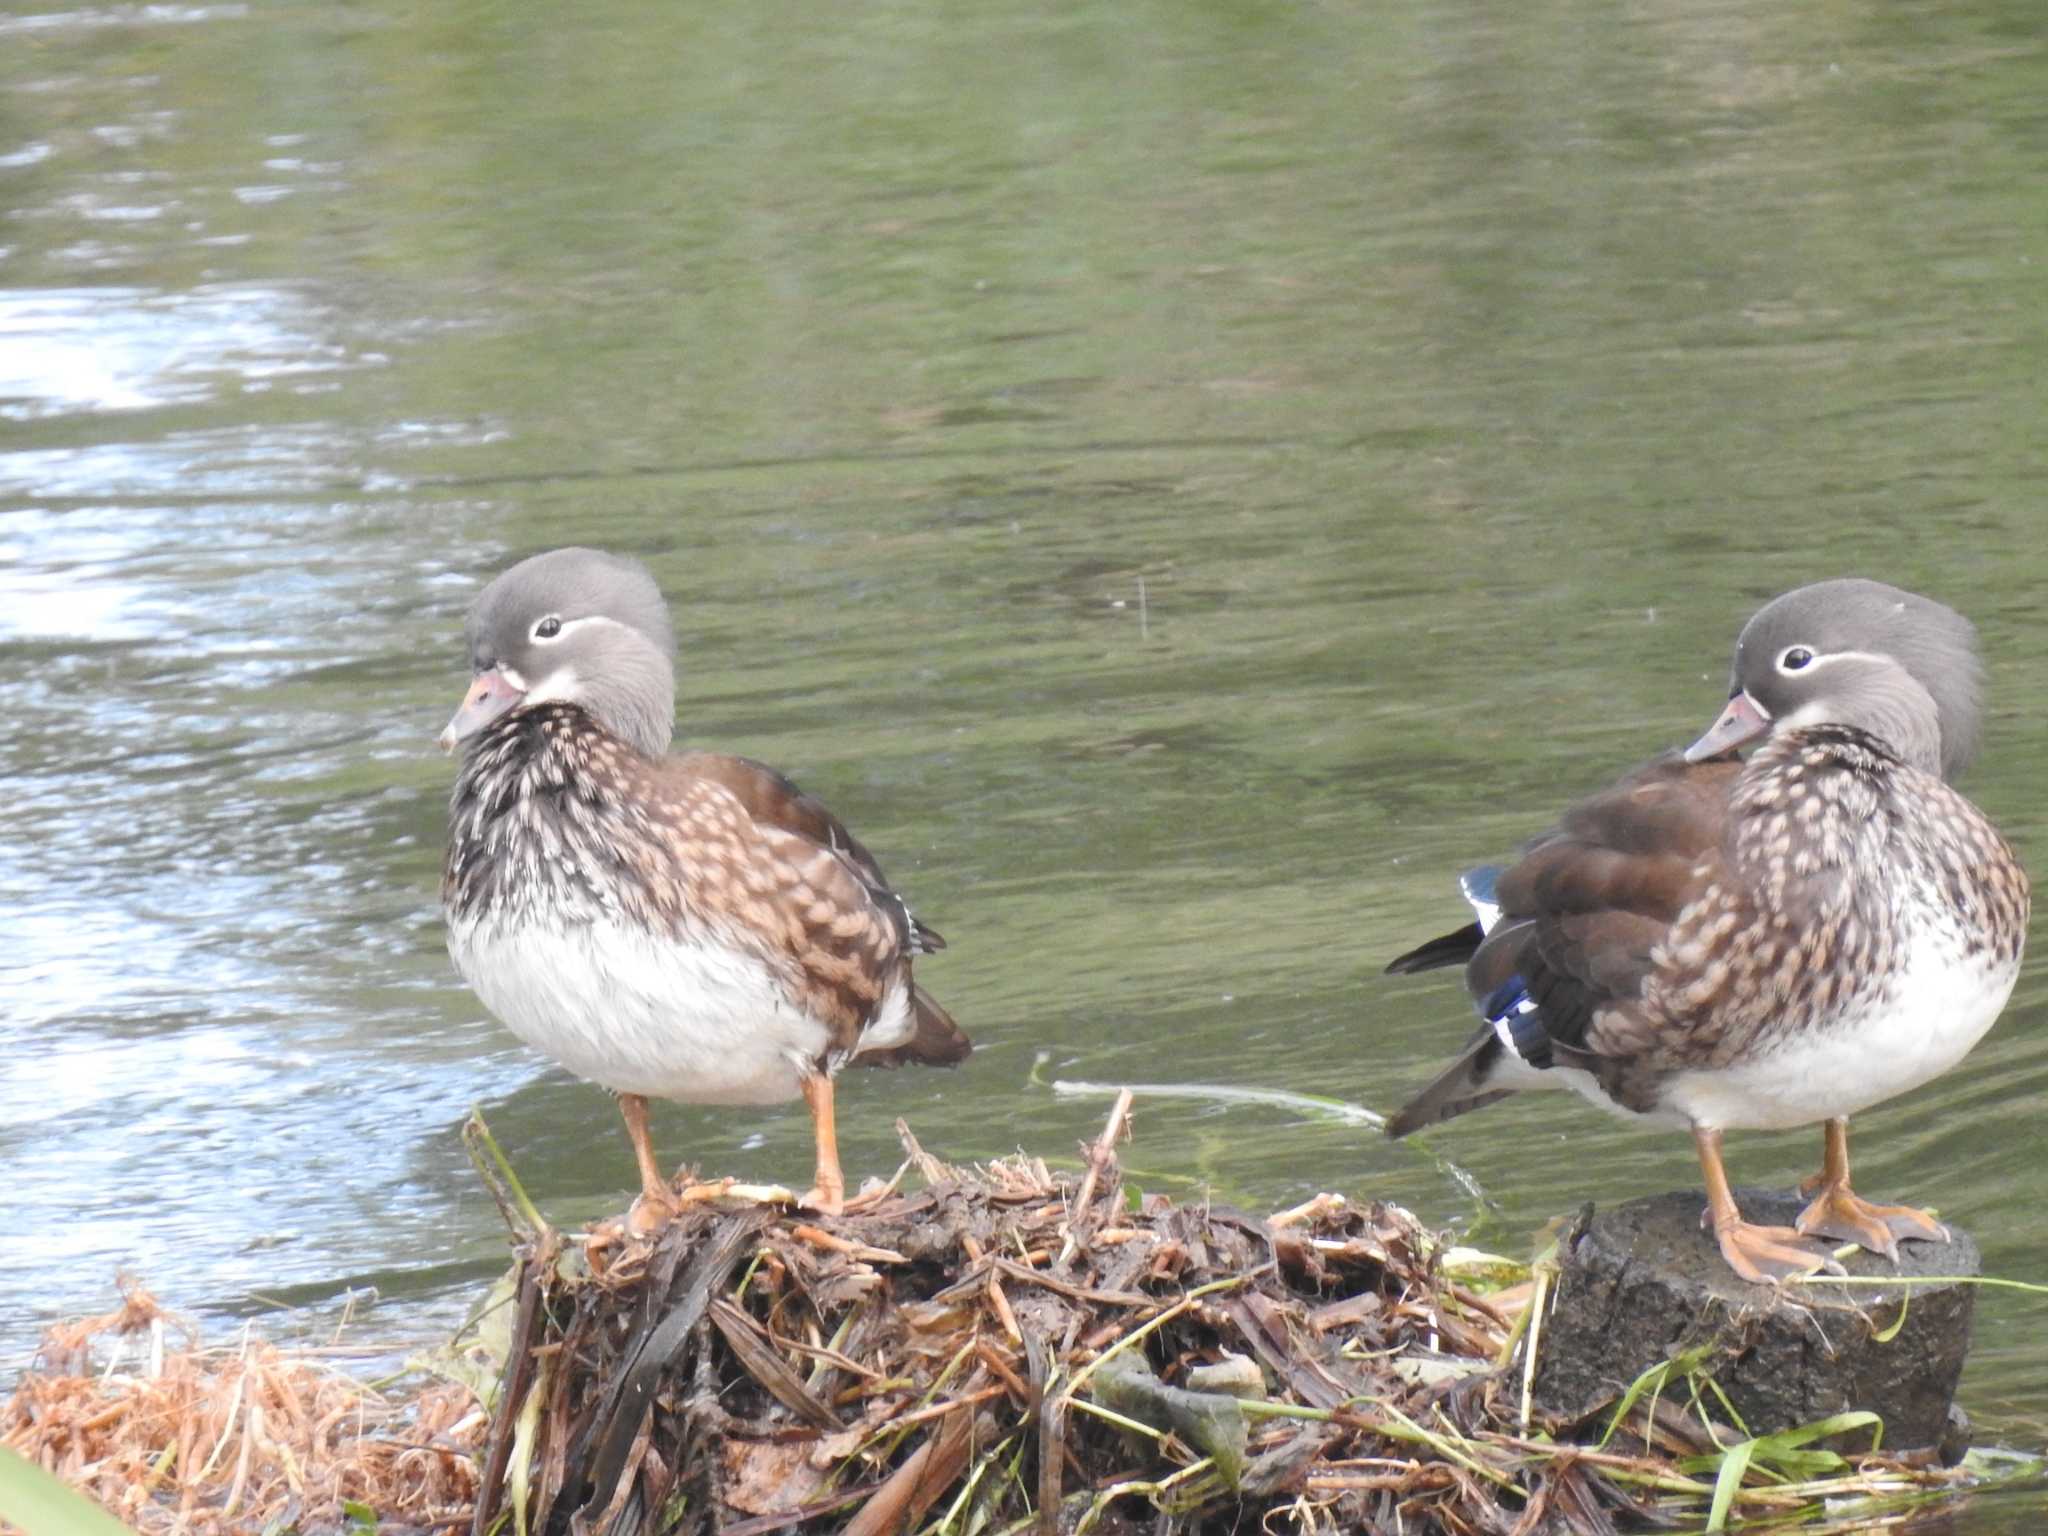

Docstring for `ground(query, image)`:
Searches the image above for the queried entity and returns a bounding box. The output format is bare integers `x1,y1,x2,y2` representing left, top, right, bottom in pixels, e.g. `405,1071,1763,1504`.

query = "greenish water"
4,0,2047,1520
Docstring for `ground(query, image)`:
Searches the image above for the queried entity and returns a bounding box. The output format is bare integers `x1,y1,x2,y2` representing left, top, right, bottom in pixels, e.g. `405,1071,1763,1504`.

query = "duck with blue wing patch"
1384,580,2029,1285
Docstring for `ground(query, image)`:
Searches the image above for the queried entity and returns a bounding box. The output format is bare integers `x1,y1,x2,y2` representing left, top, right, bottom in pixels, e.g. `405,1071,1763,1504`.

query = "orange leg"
1795,1118,1946,1263
800,1074,846,1217
1694,1126,1842,1284
619,1093,679,1236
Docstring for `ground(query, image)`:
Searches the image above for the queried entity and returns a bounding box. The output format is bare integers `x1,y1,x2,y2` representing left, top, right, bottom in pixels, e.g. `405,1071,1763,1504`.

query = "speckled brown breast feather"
445,703,961,1064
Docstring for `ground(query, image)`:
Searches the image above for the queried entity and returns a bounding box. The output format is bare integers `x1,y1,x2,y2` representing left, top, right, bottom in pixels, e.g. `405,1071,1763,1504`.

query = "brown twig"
1057,1088,1135,1270
974,1338,1032,1404
842,1405,988,1536
992,1257,1153,1308
790,1224,908,1264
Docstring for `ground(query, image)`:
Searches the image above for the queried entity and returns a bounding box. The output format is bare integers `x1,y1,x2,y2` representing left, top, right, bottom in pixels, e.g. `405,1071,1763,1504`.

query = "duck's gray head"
438,547,676,757
1683,578,1982,779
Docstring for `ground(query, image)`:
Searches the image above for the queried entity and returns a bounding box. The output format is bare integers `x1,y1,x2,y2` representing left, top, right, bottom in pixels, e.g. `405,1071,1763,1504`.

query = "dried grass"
3,1282,484,1535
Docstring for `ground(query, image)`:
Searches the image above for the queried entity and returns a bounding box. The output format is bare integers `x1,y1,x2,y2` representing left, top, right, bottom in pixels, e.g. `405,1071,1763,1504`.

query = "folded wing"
1385,752,1739,1135
668,751,969,1068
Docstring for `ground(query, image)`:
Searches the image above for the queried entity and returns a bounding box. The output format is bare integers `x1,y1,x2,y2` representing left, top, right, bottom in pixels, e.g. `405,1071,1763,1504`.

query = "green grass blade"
1755,1411,1882,1457
0,1446,139,1536
1705,1436,1755,1531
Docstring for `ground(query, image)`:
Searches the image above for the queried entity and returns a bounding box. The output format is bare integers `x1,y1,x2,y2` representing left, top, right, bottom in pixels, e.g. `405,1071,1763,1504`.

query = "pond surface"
5,0,2047,1521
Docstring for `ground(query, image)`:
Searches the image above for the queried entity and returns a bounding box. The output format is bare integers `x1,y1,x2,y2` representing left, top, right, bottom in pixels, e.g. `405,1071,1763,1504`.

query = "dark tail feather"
1384,921,1484,976
1385,1028,1516,1138
907,984,971,1064
853,983,971,1070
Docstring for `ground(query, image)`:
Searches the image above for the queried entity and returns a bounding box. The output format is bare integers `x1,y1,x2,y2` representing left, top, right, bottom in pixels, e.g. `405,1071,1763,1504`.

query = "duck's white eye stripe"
1772,648,1885,676
529,614,616,643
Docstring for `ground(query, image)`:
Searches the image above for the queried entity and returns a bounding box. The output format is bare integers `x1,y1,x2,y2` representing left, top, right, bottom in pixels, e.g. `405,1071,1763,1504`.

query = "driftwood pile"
472,1098,1555,1536
460,1097,1979,1536
5,1097,2007,1535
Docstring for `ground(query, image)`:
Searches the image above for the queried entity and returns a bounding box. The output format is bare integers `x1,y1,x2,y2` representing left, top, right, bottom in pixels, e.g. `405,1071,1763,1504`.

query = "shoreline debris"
5,1099,2032,1535
2,1281,483,1535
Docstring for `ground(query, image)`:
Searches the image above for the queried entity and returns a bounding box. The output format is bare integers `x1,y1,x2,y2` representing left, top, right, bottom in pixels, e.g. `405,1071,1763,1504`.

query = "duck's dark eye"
534,616,563,641
1780,646,1813,671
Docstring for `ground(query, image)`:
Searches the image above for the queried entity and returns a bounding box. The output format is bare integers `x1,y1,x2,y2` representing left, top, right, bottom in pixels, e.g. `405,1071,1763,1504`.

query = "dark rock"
1531,1187,1977,1453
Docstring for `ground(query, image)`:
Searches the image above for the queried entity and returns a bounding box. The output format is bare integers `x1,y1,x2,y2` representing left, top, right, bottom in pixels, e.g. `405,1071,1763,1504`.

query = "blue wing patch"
1456,865,1503,930
1457,865,1551,1069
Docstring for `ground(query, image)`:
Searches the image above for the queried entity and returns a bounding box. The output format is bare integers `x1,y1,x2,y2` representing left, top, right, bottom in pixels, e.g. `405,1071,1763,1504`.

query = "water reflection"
0,275,504,1358
0,6,248,40
0,287,351,423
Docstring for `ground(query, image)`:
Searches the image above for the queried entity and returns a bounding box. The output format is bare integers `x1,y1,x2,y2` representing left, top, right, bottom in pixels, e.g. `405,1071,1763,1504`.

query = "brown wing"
675,752,944,953
648,752,966,1067
1477,752,1739,1055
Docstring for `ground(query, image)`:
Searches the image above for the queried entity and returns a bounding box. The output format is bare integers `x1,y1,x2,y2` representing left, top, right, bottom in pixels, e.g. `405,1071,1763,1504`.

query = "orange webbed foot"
1713,1216,1847,1285
1693,1125,1843,1285
626,1189,679,1238
1796,1185,1945,1264
1793,1120,1946,1264
799,1178,846,1219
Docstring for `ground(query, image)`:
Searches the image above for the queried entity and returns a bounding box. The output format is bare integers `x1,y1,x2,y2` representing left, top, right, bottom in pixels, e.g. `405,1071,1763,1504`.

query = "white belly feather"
449,913,912,1106
1665,927,2020,1133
